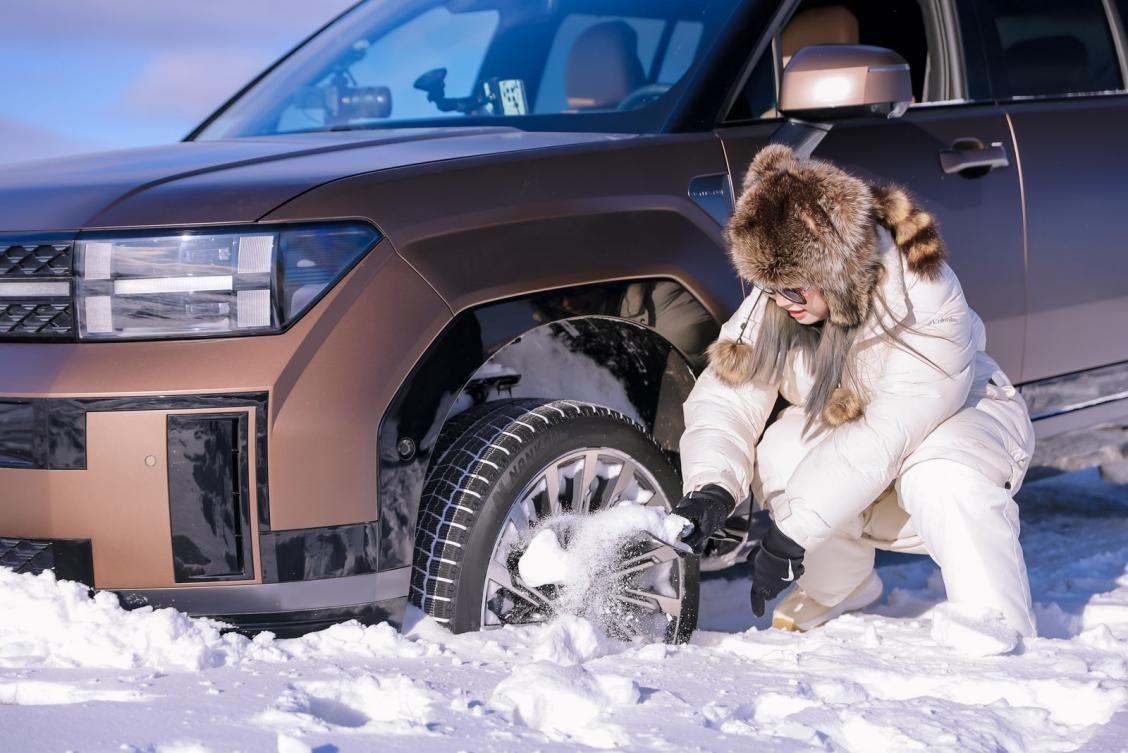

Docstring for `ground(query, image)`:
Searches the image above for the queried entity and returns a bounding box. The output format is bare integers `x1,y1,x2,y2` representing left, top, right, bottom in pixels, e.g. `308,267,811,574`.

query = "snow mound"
930,603,1020,656
0,568,253,671
531,614,613,666
0,568,439,672
284,619,430,661
258,673,439,736
491,661,639,749
0,679,147,706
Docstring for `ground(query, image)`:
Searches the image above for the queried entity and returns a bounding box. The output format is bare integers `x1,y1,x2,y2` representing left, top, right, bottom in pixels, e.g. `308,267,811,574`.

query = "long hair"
742,293,857,436
742,279,948,437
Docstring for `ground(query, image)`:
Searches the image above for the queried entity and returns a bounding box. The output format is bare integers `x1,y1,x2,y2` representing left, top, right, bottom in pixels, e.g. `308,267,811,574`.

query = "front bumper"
0,249,453,632
0,393,412,634
0,394,266,589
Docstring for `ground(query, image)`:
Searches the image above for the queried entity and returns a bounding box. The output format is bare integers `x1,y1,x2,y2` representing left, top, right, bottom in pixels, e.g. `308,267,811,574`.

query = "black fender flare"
375,278,719,570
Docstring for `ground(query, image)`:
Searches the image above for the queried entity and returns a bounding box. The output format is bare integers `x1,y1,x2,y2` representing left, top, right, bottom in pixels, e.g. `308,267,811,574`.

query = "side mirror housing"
779,44,913,121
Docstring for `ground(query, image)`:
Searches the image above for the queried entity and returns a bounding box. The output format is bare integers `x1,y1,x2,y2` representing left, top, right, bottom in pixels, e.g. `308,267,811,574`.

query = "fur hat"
709,144,948,427
724,143,946,327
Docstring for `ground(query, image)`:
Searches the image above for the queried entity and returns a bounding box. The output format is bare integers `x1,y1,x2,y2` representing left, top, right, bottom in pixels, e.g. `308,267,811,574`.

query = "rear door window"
969,0,1124,99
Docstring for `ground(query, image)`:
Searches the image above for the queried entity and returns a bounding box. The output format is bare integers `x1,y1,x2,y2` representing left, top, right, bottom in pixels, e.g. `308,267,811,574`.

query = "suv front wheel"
410,399,698,643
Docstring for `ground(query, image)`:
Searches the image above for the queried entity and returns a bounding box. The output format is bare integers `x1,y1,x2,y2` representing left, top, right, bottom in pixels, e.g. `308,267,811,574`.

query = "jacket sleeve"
679,291,779,503
774,267,976,549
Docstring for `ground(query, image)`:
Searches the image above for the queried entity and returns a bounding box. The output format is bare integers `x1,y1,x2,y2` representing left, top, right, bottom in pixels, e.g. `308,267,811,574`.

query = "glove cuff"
695,483,736,513
750,542,805,585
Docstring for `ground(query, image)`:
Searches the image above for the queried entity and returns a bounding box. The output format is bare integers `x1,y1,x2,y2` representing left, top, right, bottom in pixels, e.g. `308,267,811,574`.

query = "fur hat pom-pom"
822,386,864,426
707,339,756,385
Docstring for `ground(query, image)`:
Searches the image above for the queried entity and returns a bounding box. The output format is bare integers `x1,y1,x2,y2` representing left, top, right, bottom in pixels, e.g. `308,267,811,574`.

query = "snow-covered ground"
4,468,1128,753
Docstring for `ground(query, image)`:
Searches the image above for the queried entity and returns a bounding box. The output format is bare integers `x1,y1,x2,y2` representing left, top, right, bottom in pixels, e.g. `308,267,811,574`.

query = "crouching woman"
675,144,1037,643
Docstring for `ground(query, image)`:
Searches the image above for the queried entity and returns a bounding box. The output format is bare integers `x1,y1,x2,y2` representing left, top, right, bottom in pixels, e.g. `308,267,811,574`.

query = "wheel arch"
375,278,720,571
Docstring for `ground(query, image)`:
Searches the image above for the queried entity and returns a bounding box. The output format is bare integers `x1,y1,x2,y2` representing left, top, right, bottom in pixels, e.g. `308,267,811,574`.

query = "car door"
716,0,1028,380
957,0,1128,383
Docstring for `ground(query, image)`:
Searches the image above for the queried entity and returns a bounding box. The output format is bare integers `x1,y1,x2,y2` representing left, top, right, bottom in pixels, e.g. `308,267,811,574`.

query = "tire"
410,398,698,642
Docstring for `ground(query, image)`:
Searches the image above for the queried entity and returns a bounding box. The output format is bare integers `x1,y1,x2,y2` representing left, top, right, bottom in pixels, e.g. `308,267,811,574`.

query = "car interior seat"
781,5,860,68
565,20,646,110
753,5,860,117
1003,35,1089,97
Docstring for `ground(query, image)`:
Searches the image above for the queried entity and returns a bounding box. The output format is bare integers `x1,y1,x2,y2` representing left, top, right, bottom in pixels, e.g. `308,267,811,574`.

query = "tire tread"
410,399,655,625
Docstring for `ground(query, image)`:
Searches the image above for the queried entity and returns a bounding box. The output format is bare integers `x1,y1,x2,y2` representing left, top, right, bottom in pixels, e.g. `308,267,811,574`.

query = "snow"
515,501,689,633
929,602,1020,656
3,468,1128,751
517,501,689,592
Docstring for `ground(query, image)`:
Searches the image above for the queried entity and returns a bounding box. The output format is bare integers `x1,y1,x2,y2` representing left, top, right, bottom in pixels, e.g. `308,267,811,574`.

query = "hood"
0,128,629,232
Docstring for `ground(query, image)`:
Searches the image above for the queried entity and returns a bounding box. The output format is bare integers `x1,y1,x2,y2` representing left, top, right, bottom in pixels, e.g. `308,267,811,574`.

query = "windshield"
193,0,745,139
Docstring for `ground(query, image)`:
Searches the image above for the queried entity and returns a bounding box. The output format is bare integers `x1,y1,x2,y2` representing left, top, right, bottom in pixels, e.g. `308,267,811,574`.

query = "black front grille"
0,301,74,338
0,536,94,586
0,235,76,341
0,243,72,278
0,538,54,571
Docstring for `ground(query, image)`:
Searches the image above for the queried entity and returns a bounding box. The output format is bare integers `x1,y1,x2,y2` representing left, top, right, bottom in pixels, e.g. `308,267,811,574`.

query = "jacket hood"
724,143,947,328
0,128,624,232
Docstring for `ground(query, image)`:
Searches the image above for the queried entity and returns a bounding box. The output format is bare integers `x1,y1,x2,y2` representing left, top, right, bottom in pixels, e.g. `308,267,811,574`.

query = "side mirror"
779,44,912,121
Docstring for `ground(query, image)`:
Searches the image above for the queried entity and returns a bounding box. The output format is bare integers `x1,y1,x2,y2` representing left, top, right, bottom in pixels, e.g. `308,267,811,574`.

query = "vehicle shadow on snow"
697,467,1128,638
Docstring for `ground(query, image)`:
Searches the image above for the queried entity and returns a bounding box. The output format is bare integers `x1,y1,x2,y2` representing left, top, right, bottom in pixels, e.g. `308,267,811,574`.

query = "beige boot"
772,570,884,631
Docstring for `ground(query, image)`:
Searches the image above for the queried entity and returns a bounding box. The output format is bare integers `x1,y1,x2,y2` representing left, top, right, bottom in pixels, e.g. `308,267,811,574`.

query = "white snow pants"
752,407,1037,637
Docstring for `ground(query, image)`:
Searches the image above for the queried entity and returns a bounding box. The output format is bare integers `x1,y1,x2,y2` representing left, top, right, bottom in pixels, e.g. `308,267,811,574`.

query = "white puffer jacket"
680,225,1035,550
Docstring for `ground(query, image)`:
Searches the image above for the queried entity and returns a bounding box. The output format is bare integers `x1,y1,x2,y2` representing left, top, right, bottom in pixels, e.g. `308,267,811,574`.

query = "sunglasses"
758,285,812,305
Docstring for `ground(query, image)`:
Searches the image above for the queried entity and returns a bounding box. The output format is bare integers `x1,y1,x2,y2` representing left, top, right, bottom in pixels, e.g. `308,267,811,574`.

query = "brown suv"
2,0,1126,638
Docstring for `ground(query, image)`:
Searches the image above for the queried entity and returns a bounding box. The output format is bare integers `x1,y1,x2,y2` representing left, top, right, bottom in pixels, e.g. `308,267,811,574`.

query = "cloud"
0,0,358,157
2,1,357,50
0,117,97,166
120,47,270,119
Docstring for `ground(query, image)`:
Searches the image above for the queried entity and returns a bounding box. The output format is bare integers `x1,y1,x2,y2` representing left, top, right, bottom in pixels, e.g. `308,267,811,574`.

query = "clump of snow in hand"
515,501,689,633
518,501,689,588
492,661,639,748
930,602,1020,656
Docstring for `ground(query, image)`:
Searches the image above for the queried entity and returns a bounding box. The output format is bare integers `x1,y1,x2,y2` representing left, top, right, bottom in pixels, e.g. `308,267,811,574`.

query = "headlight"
75,222,380,340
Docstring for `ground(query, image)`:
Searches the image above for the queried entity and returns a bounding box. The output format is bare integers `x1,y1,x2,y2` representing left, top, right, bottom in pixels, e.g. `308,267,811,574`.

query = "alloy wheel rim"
480,446,686,639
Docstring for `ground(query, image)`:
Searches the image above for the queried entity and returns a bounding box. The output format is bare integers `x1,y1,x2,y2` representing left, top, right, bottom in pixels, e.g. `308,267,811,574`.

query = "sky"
0,0,356,165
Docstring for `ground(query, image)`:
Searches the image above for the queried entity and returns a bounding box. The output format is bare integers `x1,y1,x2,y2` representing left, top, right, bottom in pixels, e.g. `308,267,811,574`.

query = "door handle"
939,138,1009,175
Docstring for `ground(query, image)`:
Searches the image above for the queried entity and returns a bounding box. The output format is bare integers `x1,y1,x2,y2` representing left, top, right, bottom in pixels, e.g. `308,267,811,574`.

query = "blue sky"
0,0,355,165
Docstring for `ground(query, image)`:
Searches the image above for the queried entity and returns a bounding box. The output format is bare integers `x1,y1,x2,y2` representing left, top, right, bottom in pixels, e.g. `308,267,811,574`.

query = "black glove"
748,521,805,617
673,484,735,552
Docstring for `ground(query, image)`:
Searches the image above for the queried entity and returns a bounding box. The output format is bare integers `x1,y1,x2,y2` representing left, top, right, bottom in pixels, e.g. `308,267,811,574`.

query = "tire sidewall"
451,411,683,632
